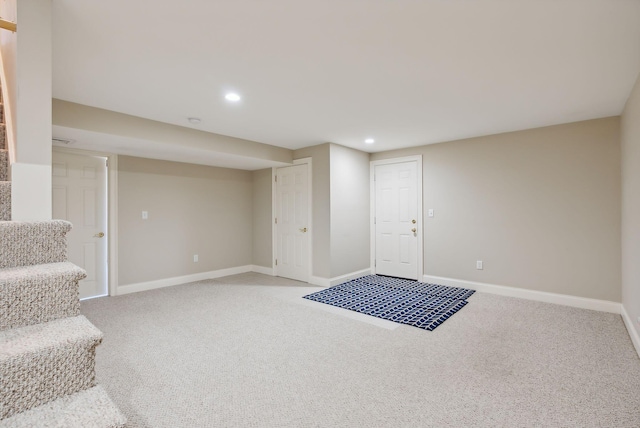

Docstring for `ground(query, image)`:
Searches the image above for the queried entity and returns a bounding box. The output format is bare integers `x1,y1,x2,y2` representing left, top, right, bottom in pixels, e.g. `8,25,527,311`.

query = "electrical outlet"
142,211,148,220
476,260,483,270
193,254,199,263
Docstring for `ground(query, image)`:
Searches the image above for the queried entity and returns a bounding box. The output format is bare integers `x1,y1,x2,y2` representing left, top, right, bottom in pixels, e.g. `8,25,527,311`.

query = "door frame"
370,155,423,280
272,157,313,282
52,146,119,297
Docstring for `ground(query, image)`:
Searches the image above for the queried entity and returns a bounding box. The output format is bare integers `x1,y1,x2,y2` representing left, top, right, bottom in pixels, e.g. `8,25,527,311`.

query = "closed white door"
374,161,419,280
52,152,108,299
276,164,309,282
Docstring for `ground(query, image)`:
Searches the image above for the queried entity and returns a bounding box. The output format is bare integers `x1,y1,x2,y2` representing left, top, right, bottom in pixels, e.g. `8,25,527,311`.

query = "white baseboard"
251,265,275,276
309,276,330,287
329,268,371,286
621,305,640,358
117,265,253,295
116,264,364,295
310,268,371,288
423,274,622,314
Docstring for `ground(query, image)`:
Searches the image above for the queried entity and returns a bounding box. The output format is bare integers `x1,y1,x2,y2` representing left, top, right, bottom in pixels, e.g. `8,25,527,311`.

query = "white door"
52,152,108,299
374,161,419,280
276,164,310,282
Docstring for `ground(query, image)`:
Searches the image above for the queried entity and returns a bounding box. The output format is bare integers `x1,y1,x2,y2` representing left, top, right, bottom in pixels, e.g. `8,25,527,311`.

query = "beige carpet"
81,273,640,427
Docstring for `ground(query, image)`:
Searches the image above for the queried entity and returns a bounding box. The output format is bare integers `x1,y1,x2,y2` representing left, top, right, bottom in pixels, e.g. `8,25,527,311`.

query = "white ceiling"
52,0,640,157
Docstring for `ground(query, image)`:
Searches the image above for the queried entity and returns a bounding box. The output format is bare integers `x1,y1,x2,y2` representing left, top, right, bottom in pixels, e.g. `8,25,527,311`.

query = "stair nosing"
0,261,87,284
0,385,127,428
0,315,102,358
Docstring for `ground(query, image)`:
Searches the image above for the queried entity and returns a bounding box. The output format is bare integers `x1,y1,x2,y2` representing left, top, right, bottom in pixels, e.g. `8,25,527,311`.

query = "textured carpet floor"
81,273,640,427
303,275,475,330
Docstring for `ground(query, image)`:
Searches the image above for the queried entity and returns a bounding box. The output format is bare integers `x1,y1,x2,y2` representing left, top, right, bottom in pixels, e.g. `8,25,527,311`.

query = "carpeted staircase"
0,92,9,222
0,85,126,425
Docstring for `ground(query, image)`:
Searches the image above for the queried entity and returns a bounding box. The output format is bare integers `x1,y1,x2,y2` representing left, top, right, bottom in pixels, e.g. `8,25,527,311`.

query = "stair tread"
0,385,126,428
0,261,86,284
0,219,71,232
0,315,102,358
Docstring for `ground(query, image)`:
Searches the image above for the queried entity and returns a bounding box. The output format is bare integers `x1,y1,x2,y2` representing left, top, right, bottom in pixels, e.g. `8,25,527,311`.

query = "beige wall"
293,143,371,279
621,72,640,339
0,0,16,159
8,0,53,221
294,143,331,278
252,168,273,268
118,156,253,286
330,144,370,277
372,118,621,302
14,0,51,166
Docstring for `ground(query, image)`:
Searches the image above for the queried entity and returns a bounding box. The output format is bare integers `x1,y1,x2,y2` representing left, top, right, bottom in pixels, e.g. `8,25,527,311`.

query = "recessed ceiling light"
365,138,375,144
188,117,201,124
225,93,241,102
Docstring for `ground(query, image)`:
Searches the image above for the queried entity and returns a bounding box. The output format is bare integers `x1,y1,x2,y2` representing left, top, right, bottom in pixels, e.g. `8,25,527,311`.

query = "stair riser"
0,150,6,182
0,340,100,419
0,221,72,268
0,182,9,221
0,279,81,332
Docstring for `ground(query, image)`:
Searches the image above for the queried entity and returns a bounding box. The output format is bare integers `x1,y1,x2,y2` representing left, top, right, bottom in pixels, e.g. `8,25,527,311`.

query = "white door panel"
52,152,108,299
374,161,419,280
276,164,310,282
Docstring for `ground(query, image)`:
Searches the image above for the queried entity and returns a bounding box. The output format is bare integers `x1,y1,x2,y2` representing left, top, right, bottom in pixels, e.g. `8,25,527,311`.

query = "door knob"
412,219,417,224
94,232,105,238
299,227,307,233
411,228,416,233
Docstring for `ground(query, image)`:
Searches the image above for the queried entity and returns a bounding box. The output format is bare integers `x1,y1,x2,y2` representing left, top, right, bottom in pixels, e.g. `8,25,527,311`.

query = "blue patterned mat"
303,275,475,331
